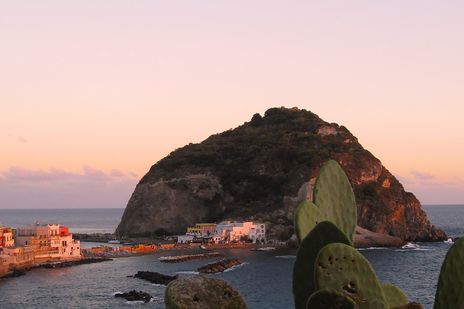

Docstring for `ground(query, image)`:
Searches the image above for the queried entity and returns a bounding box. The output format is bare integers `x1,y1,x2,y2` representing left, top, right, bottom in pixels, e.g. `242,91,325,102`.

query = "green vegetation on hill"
116,107,445,242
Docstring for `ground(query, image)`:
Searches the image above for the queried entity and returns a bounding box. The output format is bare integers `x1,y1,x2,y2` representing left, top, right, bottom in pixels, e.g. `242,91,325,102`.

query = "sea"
0,205,463,309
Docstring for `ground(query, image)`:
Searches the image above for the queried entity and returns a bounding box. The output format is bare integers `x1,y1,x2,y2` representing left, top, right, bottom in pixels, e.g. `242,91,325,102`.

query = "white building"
177,235,194,244
214,221,266,243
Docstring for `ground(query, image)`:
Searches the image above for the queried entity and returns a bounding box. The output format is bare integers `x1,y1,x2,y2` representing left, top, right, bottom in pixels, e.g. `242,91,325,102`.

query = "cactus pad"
295,200,323,243
293,221,351,309
306,289,355,309
434,237,464,309
314,243,388,309
381,283,408,308
313,160,357,242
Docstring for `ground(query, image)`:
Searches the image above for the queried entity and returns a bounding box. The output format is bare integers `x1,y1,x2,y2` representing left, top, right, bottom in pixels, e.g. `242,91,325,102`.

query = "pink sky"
1,1,463,208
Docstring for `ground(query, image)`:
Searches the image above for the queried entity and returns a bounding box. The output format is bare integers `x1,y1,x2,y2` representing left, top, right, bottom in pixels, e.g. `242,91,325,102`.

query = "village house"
215,221,266,243
0,226,15,248
0,225,35,275
0,246,35,269
177,234,194,244
16,223,81,263
186,223,216,237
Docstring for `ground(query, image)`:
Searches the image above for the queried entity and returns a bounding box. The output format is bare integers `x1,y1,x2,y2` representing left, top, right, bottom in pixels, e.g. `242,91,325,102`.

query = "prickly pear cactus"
381,283,408,308
306,289,355,309
294,160,357,243
434,237,464,309
314,243,388,309
295,200,322,243
313,160,357,242
293,221,351,309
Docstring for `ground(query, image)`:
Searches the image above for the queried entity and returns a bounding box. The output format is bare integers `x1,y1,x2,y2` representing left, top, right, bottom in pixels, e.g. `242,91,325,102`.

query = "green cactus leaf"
295,200,323,243
313,160,357,243
306,289,356,309
381,283,408,308
315,243,388,309
434,238,464,309
293,221,351,309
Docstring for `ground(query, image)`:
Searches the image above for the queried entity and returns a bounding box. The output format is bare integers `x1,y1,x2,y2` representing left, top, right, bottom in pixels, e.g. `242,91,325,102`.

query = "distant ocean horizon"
0,204,463,235
0,208,124,234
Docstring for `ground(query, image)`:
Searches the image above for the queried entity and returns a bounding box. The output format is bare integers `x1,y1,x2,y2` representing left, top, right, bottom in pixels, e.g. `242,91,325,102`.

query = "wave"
175,271,200,275
125,300,146,305
151,283,166,287
395,242,433,252
357,247,388,251
275,255,296,259
401,242,420,249
112,291,124,296
444,238,454,244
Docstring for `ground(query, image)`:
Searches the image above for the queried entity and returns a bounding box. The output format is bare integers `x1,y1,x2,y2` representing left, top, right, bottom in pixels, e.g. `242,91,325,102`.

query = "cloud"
7,134,28,143
410,170,436,181
0,166,139,209
396,171,463,204
0,166,137,185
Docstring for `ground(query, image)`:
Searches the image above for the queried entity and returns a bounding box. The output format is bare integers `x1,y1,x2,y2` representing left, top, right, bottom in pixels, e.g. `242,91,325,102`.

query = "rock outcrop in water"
114,290,152,303
130,271,178,285
165,276,247,309
116,107,446,242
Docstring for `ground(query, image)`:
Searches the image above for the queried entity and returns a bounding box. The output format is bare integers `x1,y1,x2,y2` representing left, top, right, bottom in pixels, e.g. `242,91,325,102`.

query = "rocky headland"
116,107,446,243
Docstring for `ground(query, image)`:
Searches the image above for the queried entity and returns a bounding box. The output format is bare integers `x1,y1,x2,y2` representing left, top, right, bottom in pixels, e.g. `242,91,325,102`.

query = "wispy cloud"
396,171,463,204
0,166,137,185
410,170,436,181
0,166,139,209
7,134,28,144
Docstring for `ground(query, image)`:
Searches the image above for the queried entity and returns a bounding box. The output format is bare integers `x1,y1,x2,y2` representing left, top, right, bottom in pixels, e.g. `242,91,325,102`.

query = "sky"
1,1,463,208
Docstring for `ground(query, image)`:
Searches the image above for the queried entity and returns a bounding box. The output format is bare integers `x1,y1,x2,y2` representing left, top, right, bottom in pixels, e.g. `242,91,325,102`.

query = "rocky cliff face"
116,107,446,241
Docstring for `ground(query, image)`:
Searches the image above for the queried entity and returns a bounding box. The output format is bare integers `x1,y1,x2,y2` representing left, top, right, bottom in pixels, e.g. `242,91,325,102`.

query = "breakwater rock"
116,107,445,243
354,226,405,248
114,290,152,303
159,252,223,263
130,271,178,285
198,258,242,274
40,258,112,269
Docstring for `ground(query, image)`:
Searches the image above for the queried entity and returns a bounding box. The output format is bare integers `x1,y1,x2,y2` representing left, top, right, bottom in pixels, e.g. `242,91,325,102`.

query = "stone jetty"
159,252,223,263
198,258,242,273
40,258,112,269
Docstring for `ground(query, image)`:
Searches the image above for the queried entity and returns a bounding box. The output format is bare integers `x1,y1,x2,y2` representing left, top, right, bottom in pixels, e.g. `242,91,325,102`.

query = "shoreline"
0,257,112,280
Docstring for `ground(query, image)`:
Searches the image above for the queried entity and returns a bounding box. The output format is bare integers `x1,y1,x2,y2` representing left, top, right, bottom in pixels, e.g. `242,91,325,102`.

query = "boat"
444,238,454,244
108,240,121,244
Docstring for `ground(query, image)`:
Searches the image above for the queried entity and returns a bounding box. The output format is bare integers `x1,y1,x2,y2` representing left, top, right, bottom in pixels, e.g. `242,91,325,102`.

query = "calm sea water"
0,208,124,234
0,205,462,309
